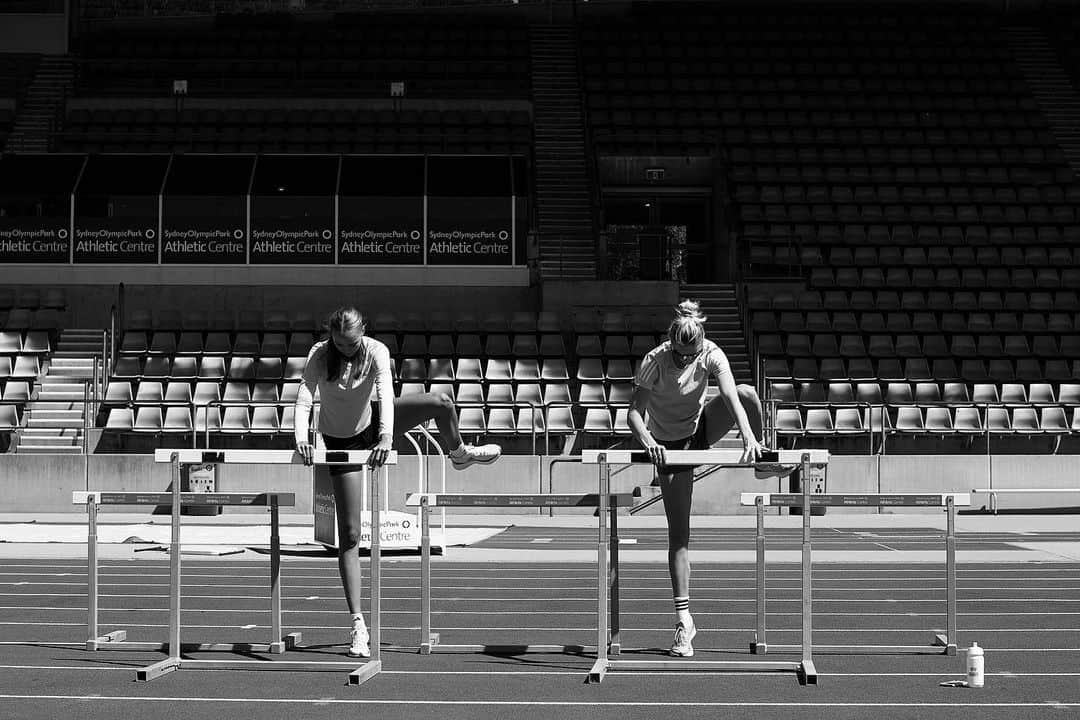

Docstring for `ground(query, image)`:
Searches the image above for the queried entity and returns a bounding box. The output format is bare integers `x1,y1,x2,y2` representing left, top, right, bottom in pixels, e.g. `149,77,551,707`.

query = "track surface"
1,527,1079,720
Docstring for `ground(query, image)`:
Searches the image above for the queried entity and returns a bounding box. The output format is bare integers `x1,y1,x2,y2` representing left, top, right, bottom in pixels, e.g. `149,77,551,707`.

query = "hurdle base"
87,630,128,651
609,641,621,656
417,643,594,655
933,633,957,656
348,659,382,686
137,657,180,682
419,632,441,654
588,658,812,685
765,641,954,656
750,641,767,655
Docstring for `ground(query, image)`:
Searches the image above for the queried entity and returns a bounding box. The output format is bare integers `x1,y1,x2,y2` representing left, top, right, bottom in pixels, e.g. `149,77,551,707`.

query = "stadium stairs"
530,24,597,280
16,329,101,454
1005,26,1080,176
4,55,74,154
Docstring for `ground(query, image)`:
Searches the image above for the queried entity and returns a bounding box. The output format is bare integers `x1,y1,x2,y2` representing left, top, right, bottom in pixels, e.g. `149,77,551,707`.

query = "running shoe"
451,443,502,470
753,462,797,480
670,620,697,657
348,621,370,658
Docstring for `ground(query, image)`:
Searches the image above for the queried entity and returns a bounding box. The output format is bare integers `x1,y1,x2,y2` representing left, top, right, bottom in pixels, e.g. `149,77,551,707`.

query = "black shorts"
646,416,710,474
321,404,380,476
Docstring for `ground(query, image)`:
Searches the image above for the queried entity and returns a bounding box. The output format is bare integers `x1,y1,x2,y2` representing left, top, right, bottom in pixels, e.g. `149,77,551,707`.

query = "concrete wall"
4,454,1078,516
0,14,68,55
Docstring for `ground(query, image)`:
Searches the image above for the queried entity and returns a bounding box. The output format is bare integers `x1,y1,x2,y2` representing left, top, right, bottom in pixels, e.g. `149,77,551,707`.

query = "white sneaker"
670,620,697,657
451,443,502,470
348,622,370,658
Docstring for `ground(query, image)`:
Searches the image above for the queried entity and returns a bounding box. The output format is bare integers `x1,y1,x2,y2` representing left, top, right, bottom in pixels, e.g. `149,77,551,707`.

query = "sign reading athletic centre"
0,219,70,263
73,219,159,264
426,197,513,266
161,222,247,264
338,198,423,265
249,219,335,264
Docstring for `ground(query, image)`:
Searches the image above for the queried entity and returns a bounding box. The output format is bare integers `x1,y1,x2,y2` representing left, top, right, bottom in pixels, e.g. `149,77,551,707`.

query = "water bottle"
966,642,984,688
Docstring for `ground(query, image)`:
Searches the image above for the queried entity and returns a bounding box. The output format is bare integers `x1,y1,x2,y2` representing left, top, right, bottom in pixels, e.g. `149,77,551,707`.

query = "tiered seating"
98,307,670,452
0,288,66,436
1043,9,1080,94
0,53,41,150
74,17,529,99
57,106,533,154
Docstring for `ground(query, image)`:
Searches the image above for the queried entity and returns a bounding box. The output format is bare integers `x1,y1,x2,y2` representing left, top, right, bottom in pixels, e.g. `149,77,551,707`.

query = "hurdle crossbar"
125,449,394,685
741,491,968,658
404,491,634,655
583,450,825,685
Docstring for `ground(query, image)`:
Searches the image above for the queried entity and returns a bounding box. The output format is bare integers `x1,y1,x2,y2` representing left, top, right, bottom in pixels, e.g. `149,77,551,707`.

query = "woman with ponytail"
627,299,793,658
294,306,501,657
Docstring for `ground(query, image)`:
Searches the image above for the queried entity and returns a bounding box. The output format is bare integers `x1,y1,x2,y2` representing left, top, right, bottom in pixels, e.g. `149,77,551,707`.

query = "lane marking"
0,695,1078,708
529,539,552,544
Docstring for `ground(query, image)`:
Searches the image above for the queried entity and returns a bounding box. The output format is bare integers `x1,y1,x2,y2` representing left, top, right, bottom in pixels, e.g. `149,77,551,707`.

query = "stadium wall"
3,454,1077,516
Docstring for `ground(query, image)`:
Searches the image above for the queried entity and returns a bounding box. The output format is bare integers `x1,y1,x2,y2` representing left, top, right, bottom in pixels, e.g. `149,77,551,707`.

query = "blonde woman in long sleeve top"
294,306,501,657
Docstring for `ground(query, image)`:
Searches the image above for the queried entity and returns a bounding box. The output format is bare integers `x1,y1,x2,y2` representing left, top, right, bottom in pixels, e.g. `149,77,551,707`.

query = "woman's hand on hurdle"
368,433,393,469
296,441,315,466
740,436,764,464
644,441,667,468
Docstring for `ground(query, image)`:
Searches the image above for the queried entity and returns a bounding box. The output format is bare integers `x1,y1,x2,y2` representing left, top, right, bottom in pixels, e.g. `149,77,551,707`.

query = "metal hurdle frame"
743,491,968,658
403,491,636,654
75,489,300,655
970,487,1080,515
109,449,398,685
582,448,828,685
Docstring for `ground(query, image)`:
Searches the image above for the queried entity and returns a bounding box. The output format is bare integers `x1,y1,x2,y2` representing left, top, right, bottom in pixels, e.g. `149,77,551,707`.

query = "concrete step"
27,409,83,420
25,417,84,429
16,445,83,454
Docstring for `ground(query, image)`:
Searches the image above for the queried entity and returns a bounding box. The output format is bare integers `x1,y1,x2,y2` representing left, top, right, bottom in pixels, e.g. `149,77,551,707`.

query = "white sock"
351,613,366,629
674,596,691,626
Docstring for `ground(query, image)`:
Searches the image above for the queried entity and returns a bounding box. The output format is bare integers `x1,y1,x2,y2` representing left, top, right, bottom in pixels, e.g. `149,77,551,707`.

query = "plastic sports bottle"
966,642,984,688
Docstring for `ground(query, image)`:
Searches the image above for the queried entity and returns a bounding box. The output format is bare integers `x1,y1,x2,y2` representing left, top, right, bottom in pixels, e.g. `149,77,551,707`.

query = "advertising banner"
73,155,169,264
162,201,247,264
249,155,337,264
0,218,70,263
161,155,252,264
0,154,84,263
426,156,513,266
338,155,424,265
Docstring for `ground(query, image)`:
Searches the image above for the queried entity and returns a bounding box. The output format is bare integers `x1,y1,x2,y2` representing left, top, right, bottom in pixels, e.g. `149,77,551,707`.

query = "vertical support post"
609,491,620,654
753,495,767,653
945,495,957,655
596,454,610,662
420,494,433,653
369,465,381,664
799,453,815,683
270,493,282,651
86,496,98,650
168,453,182,661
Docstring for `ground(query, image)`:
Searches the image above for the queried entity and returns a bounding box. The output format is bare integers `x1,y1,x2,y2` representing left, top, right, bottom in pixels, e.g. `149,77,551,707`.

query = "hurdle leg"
588,455,611,683
609,493,620,655
86,498,100,651
419,494,438,653
350,465,382,686
138,454,184,681
751,495,767,654
797,453,817,685
938,495,958,655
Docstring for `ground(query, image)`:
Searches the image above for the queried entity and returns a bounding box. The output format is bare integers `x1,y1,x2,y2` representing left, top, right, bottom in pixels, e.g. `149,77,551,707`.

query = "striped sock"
673,596,691,626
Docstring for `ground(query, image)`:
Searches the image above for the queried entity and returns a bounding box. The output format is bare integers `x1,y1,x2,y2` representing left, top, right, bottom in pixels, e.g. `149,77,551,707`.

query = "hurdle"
101,449,397,685
582,448,827,685
742,491,968,657
404,491,636,654
75,489,299,654
970,487,1080,514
